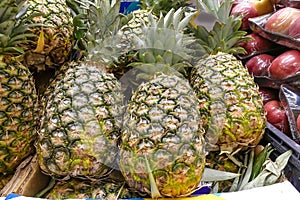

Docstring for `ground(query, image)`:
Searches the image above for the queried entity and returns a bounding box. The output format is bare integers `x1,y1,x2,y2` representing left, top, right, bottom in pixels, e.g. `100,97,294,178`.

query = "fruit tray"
262,122,300,192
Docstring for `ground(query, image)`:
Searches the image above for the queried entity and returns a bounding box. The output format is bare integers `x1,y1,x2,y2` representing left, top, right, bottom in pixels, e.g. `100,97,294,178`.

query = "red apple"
297,114,300,132
264,100,290,134
237,33,276,56
268,50,300,80
265,7,300,35
245,54,274,76
259,87,279,104
288,15,300,38
230,2,258,30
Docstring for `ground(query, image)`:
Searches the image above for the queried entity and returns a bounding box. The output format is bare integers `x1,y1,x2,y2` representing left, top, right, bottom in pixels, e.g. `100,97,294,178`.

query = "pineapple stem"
144,155,162,199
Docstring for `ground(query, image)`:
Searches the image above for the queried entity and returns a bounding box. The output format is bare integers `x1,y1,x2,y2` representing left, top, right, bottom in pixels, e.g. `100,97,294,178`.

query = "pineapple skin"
37,61,124,181
190,52,266,153
0,55,38,174
120,73,206,197
0,174,13,191
45,178,138,199
20,0,74,72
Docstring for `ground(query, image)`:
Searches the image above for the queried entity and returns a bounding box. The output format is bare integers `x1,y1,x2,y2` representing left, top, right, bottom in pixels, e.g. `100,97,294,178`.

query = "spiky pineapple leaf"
190,0,251,55
0,0,35,55
196,0,233,23
202,168,240,182
140,0,191,16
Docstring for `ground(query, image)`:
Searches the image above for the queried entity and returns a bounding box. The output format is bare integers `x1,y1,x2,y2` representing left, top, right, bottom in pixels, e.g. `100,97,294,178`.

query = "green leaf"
239,149,255,190
201,168,240,182
145,155,161,199
251,144,273,181
143,51,156,63
178,11,195,31
162,50,173,65
274,150,293,172
172,8,181,30
241,150,292,190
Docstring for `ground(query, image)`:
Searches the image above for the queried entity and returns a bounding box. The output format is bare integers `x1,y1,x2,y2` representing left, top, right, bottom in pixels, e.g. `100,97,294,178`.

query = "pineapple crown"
130,7,197,78
0,0,35,55
69,0,131,64
191,0,250,55
139,0,192,16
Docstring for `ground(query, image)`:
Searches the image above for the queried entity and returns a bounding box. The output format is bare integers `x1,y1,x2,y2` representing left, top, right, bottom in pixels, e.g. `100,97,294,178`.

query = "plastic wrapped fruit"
269,49,300,80
279,84,300,143
237,33,277,57
264,99,291,135
297,114,300,132
245,54,274,76
280,0,300,8
264,7,300,35
288,15,300,38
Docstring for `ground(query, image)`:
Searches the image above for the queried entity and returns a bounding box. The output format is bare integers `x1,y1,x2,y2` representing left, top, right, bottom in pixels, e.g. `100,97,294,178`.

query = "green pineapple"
19,0,74,72
119,8,206,198
45,178,138,199
189,0,266,154
0,0,38,175
36,0,127,180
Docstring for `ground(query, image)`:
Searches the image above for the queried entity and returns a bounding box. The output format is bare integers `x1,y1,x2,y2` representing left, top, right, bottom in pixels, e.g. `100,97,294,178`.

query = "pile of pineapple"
0,0,271,199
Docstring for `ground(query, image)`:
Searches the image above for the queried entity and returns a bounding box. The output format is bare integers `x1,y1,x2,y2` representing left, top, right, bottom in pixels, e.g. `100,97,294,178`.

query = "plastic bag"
279,84,300,143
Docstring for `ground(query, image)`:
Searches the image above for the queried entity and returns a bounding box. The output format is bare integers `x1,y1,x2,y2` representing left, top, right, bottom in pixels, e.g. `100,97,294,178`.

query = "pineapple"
119,8,206,198
0,0,38,175
19,0,74,83
36,0,128,181
189,1,266,156
45,178,138,199
120,0,191,46
139,0,192,16
118,0,192,66
0,174,13,191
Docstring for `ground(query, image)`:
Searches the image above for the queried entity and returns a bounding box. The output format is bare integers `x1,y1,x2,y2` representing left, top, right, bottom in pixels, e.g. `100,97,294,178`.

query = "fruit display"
236,1,300,144
0,0,299,199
